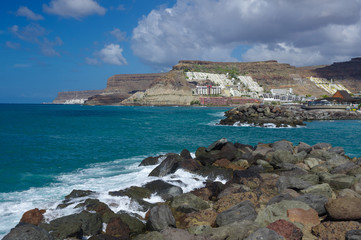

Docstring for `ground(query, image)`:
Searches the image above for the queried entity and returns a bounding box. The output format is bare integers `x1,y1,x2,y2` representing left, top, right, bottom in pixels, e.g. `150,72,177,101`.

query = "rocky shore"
219,104,361,127
4,139,361,240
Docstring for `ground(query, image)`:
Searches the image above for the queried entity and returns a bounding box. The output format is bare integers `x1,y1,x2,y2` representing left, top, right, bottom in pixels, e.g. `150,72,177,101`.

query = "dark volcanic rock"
144,180,183,200
146,205,176,231
180,149,192,160
3,223,53,240
139,156,160,166
216,200,257,226
148,154,183,177
105,217,131,239
206,138,228,152
65,189,95,201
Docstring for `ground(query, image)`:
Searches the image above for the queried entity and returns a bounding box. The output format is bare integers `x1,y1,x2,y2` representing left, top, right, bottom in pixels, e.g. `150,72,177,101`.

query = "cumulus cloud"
43,0,106,19
131,0,361,69
10,23,63,56
16,6,44,21
86,44,127,65
110,28,126,42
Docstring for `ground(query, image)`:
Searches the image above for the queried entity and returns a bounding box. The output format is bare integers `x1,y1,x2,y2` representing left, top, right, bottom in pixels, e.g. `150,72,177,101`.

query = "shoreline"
4,138,361,240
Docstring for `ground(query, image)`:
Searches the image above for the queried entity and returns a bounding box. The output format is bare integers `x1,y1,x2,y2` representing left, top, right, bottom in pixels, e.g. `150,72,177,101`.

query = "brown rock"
177,209,217,229
191,188,212,201
213,158,231,168
267,219,303,240
287,208,320,226
20,208,45,225
214,192,259,213
106,217,131,239
325,197,361,220
312,221,361,240
179,158,201,172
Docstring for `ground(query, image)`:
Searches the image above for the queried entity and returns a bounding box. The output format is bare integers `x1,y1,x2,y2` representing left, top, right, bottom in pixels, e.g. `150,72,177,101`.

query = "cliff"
84,73,166,105
312,58,361,93
53,90,104,104
121,70,199,106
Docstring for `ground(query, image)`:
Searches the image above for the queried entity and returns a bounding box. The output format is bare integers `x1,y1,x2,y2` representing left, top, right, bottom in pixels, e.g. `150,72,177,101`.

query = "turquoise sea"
1,104,361,237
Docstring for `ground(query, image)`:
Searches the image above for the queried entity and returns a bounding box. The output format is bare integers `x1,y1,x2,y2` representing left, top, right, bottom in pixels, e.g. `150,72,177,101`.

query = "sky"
1,0,361,103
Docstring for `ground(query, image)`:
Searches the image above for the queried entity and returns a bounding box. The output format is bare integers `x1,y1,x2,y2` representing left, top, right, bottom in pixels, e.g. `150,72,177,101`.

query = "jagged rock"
297,173,319,185
3,223,53,240
272,140,294,153
196,165,233,181
331,162,358,174
144,180,183,200
216,200,257,226
255,200,311,227
200,220,260,240
256,159,274,171
146,205,176,231
195,147,221,166
206,138,228,152
301,183,334,198
231,169,262,189
270,150,298,166
180,149,192,160
329,146,345,155
179,158,202,172
277,176,312,192
133,231,164,240
102,212,145,235
219,142,238,161
215,192,259,213
105,217,131,239
267,219,303,240
312,221,361,240
148,154,183,177
245,227,284,240
296,142,312,153
20,208,45,226
171,193,210,213
80,199,113,218
160,227,208,240
296,194,328,215
304,157,323,169
250,144,273,162
65,189,95,201
326,197,361,220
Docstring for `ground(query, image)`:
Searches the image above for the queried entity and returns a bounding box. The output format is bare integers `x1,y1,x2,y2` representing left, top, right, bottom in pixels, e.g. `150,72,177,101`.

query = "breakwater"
4,138,361,240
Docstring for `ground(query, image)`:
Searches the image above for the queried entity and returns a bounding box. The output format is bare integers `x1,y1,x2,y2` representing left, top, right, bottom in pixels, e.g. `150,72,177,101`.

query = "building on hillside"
271,88,293,95
196,85,222,95
262,88,304,103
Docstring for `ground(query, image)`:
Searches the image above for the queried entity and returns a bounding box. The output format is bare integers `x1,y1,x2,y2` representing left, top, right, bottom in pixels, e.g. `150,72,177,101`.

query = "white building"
196,85,222,95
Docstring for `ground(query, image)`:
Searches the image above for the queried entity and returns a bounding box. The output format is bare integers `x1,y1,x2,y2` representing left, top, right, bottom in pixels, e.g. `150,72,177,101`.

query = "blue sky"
1,0,361,103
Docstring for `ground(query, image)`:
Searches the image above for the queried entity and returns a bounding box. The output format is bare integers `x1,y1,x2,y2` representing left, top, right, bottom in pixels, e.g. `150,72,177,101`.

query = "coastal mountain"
53,58,361,105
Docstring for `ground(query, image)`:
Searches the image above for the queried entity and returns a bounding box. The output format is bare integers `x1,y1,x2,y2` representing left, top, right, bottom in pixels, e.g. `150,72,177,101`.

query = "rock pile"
219,104,361,127
5,139,361,240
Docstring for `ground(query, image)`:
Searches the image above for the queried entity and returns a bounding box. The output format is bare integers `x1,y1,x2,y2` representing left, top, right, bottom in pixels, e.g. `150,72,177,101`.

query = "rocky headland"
5,138,361,240
53,90,104,104
219,104,361,127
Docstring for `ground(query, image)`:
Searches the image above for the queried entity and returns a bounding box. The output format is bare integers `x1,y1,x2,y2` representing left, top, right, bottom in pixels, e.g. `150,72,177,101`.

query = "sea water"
1,104,361,237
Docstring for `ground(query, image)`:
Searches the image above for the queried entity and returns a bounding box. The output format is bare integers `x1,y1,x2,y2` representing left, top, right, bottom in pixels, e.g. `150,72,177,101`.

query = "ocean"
1,104,361,237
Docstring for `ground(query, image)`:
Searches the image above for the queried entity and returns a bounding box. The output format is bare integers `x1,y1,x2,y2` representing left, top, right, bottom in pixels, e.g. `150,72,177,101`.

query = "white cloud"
10,23,63,56
110,28,126,42
43,0,106,19
16,6,44,21
97,44,127,65
6,41,21,49
131,0,361,69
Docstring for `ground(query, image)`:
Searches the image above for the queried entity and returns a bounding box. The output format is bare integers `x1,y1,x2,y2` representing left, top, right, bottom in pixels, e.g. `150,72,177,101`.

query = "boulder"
64,189,95,201
329,146,345,155
206,138,228,152
109,186,151,199
144,180,183,200
287,208,320,226
296,194,328,215
81,199,113,218
133,231,164,240
267,193,294,206
250,144,273,162
195,147,221,166
196,165,233,181
272,140,294,153
215,192,259,213
270,150,298,166
3,223,53,240
277,176,312,192
102,212,145,235
148,154,183,177
88,234,121,240
297,174,319,185
312,142,332,150
245,227,284,240
325,197,361,220
219,142,238,161
160,228,208,240
304,158,323,169
105,217,131,239
346,229,361,240
177,209,217,229
255,200,311,227
312,221,361,240
20,208,45,225
179,158,202,172
338,189,361,198
319,173,355,190
146,205,176,231
231,169,262,189
180,149,192,160
200,220,260,240
267,219,303,240
139,156,160,166
170,193,210,213
330,162,358,174
296,142,312,153
301,183,334,198
216,200,257,226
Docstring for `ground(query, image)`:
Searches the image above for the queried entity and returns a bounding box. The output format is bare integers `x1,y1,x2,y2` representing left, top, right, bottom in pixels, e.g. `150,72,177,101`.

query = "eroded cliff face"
84,73,166,105
122,70,199,106
313,58,361,92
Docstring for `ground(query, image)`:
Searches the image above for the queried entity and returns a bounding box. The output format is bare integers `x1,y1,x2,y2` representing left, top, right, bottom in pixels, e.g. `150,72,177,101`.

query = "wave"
0,154,211,238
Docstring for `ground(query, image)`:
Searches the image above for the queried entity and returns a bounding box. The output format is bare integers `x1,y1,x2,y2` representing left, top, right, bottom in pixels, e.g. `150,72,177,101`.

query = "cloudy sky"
1,0,361,103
